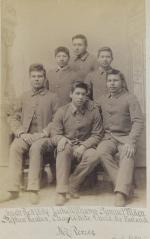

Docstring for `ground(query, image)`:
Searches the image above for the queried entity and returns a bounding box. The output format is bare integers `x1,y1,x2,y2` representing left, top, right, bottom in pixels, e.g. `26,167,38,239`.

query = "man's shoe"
114,192,126,207
70,191,80,199
69,185,80,199
29,191,39,205
0,191,19,203
55,193,67,206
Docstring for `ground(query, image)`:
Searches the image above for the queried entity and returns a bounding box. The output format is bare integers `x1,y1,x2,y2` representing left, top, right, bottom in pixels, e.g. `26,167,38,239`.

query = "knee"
82,149,99,165
83,149,95,159
96,150,111,163
58,143,73,156
56,144,73,166
10,138,25,154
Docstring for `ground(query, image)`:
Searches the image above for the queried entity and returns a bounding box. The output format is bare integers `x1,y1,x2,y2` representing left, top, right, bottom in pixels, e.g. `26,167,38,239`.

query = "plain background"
0,0,146,166
8,0,145,98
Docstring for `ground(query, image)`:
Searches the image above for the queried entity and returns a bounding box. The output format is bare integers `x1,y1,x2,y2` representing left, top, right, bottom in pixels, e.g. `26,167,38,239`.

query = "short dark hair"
29,64,46,78
54,46,70,57
72,34,88,46
106,69,128,91
97,46,113,58
71,81,88,93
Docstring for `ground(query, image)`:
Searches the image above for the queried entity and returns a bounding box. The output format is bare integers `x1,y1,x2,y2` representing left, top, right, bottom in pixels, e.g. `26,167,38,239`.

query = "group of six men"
0,34,144,207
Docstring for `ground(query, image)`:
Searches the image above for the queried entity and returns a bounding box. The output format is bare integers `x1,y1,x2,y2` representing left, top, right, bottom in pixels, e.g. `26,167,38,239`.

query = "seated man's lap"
10,137,29,153
97,139,118,156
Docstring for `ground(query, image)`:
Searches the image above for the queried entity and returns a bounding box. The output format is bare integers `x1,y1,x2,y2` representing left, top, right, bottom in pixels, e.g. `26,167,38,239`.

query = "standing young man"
52,81,103,206
70,34,98,80
0,64,58,204
47,46,78,107
96,70,143,207
85,47,119,100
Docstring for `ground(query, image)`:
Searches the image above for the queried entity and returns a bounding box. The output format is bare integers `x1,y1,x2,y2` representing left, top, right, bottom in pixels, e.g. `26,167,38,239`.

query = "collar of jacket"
98,66,113,75
31,87,48,96
69,99,96,115
55,65,70,72
107,88,127,99
69,103,85,115
74,51,89,62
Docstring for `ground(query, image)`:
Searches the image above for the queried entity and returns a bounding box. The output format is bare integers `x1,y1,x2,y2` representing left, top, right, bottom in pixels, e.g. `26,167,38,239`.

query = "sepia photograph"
0,0,146,211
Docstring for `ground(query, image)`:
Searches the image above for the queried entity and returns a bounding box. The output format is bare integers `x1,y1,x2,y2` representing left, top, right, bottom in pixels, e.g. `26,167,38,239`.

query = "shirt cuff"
42,129,50,137
81,141,91,149
51,135,64,146
15,129,25,138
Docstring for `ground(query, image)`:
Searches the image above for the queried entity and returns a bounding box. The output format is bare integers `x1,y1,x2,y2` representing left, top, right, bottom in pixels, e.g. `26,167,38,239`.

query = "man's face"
70,87,87,108
55,52,69,68
30,70,45,90
106,74,122,94
72,38,87,57
98,51,113,68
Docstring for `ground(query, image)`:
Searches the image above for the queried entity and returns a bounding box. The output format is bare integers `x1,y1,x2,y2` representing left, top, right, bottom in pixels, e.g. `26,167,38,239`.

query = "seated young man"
96,69,144,207
52,81,104,206
47,46,78,107
0,64,58,204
